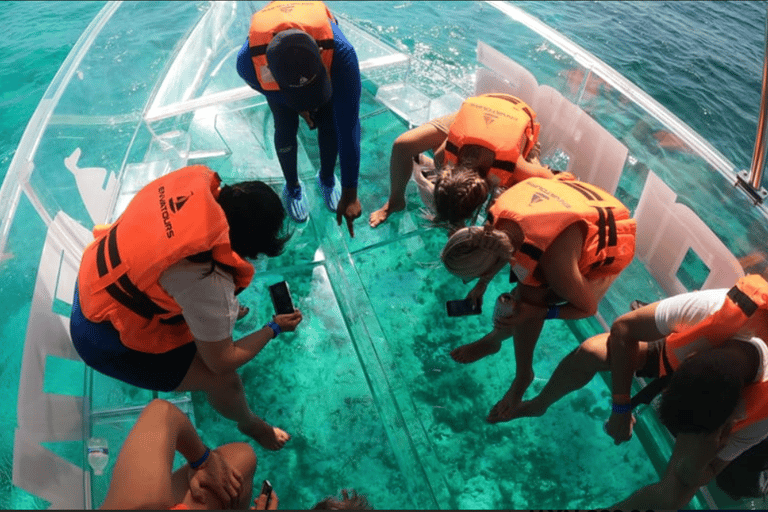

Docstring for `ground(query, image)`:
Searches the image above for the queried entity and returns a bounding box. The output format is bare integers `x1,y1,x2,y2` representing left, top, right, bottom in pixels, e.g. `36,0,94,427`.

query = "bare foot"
486,376,534,423
450,334,502,364
369,199,405,228
494,399,547,424
238,417,291,450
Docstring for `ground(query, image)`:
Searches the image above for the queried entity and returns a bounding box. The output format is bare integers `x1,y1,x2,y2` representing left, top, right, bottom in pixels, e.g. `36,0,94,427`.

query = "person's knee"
216,442,257,477
575,334,609,368
609,313,633,341
219,371,245,394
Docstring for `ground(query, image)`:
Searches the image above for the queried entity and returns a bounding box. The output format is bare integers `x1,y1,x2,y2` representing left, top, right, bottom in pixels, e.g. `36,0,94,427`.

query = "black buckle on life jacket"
728,285,759,317
518,242,543,261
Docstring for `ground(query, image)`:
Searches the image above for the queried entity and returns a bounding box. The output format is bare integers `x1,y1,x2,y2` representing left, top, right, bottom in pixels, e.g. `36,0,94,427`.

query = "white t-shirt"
654,288,768,461
158,259,240,342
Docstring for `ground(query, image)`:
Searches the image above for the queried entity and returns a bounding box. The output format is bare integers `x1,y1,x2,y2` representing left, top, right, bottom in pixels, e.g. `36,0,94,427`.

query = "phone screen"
269,281,295,315
446,298,481,317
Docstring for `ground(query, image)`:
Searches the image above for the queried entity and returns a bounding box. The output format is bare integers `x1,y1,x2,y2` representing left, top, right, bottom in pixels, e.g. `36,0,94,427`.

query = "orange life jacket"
77,166,255,354
489,177,636,287
660,274,768,432
444,93,541,188
248,1,336,91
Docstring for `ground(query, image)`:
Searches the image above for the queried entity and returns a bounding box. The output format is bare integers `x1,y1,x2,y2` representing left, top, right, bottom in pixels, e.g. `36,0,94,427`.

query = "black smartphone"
260,479,273,507
269,281,295,315
446,298,481,317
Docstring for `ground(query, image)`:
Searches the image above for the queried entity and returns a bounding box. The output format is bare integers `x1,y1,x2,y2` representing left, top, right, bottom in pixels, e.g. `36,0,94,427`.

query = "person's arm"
330,24,362,237
195,310,303,375
604,303,663,444
610,433,729,509
538,223,600,318
100,399,242,510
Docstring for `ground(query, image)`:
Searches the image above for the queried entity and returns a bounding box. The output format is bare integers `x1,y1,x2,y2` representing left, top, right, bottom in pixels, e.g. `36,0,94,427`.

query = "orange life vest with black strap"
248,1,336,91
77,166,255,354
659,274,768,432
488,177,636,287
444,93,541,188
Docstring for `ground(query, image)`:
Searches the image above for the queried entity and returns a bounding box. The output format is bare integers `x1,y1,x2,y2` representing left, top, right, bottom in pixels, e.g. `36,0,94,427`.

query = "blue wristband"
545,304,560,320
190,447,210,469
266,321,281,338
612,402,631,414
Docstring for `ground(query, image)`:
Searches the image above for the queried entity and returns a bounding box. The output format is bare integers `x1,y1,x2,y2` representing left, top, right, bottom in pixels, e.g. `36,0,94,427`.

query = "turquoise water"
2,1,768,509
2,2,767,184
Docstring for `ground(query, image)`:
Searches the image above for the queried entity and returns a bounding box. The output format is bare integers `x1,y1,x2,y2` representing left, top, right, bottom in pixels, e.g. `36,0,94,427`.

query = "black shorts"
70,281,197,392
635,339,666,379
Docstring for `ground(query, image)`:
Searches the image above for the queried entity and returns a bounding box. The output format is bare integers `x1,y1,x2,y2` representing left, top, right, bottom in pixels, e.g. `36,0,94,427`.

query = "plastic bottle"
87,437,109,476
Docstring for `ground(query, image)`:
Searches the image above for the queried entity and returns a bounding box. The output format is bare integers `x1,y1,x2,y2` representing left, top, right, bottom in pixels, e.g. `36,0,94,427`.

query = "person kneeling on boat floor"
236,1,362,235
100,398,258,510
503,274,768,508
369,93,556,229
70,165,302,451
440,176,636,423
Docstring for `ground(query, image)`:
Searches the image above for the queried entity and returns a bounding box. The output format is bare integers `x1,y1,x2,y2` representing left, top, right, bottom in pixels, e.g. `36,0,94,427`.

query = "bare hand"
273,310,303,333
336,187,361,237
188,449,243,508
251,490,279,510
604,411,636,445
466,280,488,309
492,299,544,331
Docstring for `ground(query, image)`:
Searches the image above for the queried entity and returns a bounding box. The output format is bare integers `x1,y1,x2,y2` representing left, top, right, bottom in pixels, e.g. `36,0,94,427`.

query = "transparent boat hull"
2,1,766,509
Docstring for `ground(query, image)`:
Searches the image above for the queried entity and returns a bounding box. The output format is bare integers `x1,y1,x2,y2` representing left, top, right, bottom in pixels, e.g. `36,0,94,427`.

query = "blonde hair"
441,226,512,279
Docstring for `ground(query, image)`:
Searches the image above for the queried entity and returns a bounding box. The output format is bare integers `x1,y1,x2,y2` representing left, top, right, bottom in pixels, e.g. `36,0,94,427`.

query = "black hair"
312,489,373,510
659,346,745,436
217,181,291,259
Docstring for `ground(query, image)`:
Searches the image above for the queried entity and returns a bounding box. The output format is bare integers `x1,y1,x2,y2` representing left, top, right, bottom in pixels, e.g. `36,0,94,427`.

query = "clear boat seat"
475,42,626,195
634,170,744,295
13,212,92,509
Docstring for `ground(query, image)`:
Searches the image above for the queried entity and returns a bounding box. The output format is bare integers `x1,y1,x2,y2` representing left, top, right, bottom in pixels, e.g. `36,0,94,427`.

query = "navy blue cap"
266,29,332,111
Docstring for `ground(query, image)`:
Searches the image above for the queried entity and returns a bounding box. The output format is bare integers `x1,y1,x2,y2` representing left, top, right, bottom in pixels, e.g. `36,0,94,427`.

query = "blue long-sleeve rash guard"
236,22,362,189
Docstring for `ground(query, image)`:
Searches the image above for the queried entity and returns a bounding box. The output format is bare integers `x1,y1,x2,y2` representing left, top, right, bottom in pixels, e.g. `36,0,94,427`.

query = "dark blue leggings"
269,98,338,189
69,282,197,392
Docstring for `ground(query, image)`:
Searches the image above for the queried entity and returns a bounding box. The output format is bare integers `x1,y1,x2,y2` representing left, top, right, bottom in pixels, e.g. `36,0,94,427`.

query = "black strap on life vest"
561,181,605,201
630,374,671,409
445,138,517,174
727,284,758,317
96,224,178,322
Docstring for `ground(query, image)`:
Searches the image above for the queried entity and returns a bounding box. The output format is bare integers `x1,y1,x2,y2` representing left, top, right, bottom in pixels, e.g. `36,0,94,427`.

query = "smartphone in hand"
260,480,273,508
446,298,481,317
268,281,295,315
